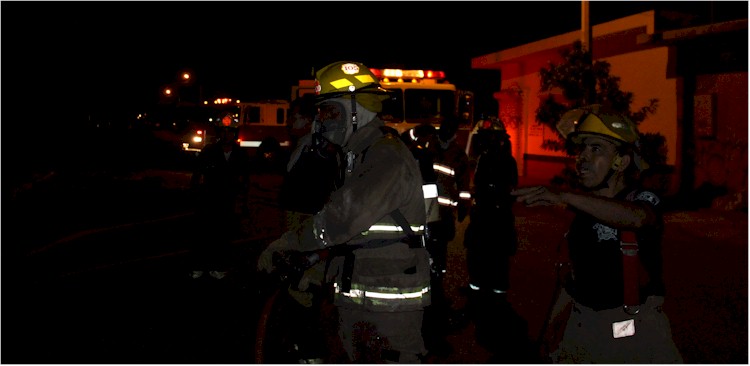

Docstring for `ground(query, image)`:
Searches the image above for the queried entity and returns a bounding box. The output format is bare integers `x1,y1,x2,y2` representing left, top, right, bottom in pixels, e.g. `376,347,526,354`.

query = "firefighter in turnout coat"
258,61,431,363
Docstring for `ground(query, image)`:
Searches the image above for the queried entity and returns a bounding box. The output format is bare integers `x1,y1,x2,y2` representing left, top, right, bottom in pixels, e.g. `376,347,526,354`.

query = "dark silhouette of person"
189,113,251,280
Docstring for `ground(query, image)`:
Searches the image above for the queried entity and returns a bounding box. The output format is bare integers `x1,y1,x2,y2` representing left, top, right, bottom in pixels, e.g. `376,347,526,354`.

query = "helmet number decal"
341,63,360,75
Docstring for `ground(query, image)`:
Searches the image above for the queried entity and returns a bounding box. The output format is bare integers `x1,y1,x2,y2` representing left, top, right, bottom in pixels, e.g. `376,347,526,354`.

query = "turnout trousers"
339,307,427,363
551,290,683,363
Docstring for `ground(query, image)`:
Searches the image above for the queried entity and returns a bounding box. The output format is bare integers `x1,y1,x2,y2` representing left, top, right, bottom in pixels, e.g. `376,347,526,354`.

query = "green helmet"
314,61,389,112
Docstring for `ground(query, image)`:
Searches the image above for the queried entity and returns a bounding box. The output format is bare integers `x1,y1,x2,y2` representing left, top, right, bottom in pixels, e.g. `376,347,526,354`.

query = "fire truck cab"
371,68,475,150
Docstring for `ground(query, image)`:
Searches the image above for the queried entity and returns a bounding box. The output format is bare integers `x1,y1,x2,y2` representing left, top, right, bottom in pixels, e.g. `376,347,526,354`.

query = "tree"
535,41,670,188
535,41,660,155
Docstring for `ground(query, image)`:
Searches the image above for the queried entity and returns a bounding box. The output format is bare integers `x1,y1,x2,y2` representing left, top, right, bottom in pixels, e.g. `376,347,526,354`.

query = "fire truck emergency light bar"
369,68,446,80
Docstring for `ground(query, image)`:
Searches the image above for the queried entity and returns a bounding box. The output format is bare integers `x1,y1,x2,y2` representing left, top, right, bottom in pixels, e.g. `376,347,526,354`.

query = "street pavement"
5,170,748,363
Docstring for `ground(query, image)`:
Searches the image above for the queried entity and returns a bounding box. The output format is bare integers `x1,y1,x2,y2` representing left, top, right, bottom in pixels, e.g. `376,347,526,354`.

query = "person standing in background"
463,116,533,362
189,112,251,280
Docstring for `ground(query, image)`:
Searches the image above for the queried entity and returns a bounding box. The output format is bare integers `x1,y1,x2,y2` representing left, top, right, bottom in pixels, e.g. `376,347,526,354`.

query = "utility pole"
581,0,591,52
581,0,596,105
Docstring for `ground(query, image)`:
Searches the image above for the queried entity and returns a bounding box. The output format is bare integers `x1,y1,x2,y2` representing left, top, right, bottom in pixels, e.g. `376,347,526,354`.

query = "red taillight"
424,70,445,79
482,120,492,129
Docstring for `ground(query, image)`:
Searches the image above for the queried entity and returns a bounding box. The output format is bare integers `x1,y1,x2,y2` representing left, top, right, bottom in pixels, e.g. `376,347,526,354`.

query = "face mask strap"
311,115,327,151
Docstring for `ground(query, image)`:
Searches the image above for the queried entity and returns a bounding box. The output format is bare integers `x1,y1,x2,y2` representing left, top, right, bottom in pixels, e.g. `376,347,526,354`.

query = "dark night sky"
2,1,747,131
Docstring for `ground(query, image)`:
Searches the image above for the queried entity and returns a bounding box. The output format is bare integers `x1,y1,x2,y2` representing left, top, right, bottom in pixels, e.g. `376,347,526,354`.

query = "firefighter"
400,124,448,356
463,116,534,360
432,115,472,332
433,116,472,278
512,105,683,363
464,117,518,298
400,119,471,357
258,61,431,363
189,112,251,280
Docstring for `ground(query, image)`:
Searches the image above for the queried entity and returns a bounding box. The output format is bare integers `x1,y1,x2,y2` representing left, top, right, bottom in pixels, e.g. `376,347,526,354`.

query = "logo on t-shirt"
593,223,618,242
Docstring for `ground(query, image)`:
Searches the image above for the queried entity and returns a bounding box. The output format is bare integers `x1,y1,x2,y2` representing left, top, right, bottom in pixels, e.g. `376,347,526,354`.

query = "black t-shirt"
565,188,666,310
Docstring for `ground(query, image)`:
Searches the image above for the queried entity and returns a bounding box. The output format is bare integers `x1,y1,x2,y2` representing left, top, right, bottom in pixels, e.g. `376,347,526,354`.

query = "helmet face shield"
556,108,587,140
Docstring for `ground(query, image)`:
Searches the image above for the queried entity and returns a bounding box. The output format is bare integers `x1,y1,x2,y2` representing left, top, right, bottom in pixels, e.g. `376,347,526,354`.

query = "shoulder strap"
620,230,640,314
390,208,425,249
390,208,414,235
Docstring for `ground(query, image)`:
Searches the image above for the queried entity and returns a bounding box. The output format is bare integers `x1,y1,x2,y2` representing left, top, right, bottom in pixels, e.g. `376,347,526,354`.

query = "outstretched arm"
511,186,656,229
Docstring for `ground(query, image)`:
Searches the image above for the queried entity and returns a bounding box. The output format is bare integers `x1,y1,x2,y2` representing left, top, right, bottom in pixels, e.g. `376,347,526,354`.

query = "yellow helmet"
557,105,638,145
557,105,648,170
314,61,389,112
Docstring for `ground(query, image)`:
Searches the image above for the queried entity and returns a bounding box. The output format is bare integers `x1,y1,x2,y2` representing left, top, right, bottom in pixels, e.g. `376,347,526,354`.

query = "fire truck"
181,99,291,154
236,99,291,149
293,67,475,150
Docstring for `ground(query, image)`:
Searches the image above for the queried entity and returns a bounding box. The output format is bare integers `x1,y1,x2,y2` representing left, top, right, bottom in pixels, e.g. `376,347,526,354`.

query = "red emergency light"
370,68,445,80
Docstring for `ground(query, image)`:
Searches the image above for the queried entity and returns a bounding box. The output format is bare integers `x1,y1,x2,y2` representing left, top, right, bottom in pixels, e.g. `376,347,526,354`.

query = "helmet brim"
314,85,391,104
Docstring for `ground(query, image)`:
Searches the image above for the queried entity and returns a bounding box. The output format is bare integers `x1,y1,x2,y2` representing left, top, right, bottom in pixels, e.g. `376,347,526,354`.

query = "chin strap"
350,94,358,133
590,169,616,191
589,155,622,191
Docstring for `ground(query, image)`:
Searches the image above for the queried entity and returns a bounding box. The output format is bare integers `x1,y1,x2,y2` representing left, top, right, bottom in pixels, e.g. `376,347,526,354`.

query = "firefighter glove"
296,261,325,291
257,231,299,273
287,286,314,308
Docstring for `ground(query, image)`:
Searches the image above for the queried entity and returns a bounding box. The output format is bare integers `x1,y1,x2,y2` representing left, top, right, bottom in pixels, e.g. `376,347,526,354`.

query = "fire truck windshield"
379,89,456,126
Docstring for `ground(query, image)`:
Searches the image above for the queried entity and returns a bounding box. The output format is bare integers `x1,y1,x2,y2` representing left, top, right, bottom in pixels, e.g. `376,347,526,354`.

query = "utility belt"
566,284,651,313
571,295,660,314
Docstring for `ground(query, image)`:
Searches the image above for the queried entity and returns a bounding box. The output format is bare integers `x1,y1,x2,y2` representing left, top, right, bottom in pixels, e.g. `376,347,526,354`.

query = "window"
245,106,261,124
380,90,404,123
404,89,455,120
379,89,459,125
